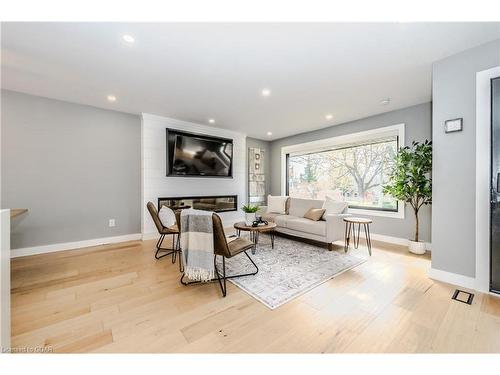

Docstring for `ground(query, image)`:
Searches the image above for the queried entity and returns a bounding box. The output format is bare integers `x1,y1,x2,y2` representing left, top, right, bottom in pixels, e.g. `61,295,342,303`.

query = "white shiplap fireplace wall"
141,113,246,239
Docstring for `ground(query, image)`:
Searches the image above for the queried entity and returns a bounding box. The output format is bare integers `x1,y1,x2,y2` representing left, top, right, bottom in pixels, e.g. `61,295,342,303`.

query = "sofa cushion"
286,217,326,236
304,208,326,221
275,215,299,227
260,213,298,228
322,196,348,219
267,195,288,214
288,197,324,217
261,212,281,223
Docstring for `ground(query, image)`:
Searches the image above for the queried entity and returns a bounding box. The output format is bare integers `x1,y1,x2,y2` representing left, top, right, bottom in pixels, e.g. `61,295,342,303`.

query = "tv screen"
166,129,233,177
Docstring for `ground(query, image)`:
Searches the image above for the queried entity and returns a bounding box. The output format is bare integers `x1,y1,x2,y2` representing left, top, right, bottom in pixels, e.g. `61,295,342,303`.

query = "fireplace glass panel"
158,195,237,213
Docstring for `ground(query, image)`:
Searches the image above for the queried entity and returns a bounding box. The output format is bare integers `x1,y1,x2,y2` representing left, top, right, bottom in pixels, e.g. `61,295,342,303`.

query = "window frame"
281,124,405,219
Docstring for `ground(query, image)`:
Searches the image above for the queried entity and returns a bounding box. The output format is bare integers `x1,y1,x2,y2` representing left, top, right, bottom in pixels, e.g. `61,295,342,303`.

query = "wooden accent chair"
146,202,181,267
178,212,258,297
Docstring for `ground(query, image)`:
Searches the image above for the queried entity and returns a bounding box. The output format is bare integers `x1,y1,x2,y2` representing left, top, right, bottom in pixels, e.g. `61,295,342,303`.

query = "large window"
286,135,398,212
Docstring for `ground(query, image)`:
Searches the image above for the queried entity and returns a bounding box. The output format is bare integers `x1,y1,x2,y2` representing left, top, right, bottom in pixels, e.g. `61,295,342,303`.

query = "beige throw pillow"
304,208,326,221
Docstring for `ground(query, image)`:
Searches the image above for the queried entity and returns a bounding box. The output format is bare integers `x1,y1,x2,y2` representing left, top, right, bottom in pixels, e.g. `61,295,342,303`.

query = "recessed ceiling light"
261,88,271,97
122,34,135,44
267,131,273,136
325,114,333,120
208,119,215,124
107,95,117,102
381,98,391,105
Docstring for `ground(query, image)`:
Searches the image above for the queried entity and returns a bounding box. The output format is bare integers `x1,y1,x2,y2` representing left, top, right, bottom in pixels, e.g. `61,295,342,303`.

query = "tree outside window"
287,137,398,211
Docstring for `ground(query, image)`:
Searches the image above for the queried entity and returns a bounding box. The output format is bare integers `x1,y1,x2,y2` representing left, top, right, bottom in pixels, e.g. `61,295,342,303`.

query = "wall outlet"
108,219,116,227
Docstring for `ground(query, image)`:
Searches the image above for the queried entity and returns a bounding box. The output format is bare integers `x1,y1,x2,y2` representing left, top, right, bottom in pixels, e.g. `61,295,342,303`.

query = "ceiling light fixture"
208,119,215,124
267,131,273,136
325,114,333,120
122,34,135,44
107,95,117,102
261,88,271,97
381,98,391,105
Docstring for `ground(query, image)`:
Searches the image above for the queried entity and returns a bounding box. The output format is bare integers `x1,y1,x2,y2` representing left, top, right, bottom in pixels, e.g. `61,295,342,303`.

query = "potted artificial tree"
242,204,259,226
383,140,432,254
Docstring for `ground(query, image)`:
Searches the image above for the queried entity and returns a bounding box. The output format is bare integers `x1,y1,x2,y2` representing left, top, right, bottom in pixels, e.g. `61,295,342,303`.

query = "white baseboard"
142,232,159,241
370,233,432,251
10,233,142,258
428,267,476,290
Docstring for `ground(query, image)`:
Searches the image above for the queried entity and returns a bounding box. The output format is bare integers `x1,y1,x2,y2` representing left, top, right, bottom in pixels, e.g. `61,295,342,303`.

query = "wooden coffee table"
234,221,277,254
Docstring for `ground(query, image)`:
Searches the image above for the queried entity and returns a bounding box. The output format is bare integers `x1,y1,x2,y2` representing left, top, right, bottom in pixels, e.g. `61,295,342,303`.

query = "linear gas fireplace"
158,195,238,213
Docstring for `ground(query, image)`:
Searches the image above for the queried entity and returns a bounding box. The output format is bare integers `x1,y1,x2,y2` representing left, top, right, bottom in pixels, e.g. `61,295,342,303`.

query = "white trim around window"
280,123,406,219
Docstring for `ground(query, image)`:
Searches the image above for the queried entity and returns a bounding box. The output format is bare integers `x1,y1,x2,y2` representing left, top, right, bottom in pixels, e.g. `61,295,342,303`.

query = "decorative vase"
408,240,426,255
245,212,256,226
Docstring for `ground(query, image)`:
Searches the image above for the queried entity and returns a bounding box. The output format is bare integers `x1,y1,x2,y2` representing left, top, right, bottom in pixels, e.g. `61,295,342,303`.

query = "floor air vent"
451,289,474,305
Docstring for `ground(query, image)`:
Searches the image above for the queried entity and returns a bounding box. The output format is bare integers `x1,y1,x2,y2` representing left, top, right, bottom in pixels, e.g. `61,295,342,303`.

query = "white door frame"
476,66,500,293
0,209,11,350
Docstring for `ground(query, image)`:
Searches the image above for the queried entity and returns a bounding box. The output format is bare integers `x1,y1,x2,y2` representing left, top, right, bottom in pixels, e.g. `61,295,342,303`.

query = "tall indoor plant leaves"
383,140,432,242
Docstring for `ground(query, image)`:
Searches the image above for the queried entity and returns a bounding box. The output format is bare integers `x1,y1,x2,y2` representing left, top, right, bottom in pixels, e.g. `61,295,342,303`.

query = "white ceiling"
2,22,500,140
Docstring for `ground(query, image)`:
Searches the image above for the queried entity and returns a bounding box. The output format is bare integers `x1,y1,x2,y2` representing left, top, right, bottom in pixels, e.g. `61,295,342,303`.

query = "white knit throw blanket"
180,209,214,282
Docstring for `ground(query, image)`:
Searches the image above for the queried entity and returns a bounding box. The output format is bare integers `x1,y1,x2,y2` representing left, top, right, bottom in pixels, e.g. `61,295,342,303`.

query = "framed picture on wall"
248,147,266,206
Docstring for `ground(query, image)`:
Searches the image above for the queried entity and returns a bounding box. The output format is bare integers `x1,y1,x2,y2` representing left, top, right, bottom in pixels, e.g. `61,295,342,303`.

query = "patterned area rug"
219,234,366,309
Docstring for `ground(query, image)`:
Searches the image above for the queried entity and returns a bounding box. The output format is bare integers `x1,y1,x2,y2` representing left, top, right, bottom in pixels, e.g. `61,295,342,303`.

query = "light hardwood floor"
10,235,500,353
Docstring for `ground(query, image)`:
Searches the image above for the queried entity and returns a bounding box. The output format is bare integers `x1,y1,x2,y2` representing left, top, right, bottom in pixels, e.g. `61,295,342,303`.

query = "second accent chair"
179,212,259,297
146,202,182,267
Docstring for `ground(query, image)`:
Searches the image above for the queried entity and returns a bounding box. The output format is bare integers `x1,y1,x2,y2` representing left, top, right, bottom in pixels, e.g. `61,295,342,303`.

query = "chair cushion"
286,218,326,236
288,197,324,217
304,208,326,221
160,224,179,234
158,206,176,227
226,237,254,257
322,196,348,219
267,195,288,214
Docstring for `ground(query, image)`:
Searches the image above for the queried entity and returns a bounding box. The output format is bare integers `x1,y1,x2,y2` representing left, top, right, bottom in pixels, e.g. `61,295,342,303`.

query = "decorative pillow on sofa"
158,206,176,227
304,208,326,221
267,195,288,214
322,196,348,219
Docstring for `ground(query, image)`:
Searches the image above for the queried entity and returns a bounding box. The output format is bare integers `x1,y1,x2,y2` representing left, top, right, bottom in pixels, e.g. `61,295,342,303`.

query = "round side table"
343,217,373,256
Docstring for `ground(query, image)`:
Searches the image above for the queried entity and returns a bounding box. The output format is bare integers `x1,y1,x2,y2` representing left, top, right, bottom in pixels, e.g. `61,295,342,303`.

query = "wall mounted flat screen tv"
166,129,233,177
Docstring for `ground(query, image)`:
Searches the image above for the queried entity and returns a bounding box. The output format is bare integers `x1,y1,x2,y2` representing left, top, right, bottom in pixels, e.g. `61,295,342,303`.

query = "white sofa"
258,197,350,250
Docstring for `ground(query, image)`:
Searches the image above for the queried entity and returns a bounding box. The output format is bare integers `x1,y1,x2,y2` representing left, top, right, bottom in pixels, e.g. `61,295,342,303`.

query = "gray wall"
245,137,271,204
432,39,500,277
1,90,141,249
269,102,432,242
